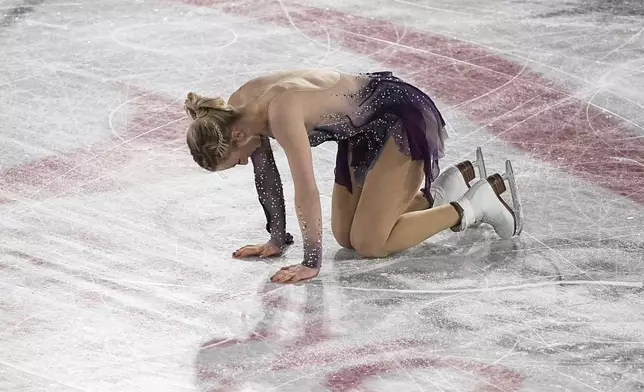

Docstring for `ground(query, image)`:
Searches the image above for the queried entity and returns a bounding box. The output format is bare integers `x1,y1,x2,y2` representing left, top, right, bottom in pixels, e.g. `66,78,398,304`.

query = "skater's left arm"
267,95,322,282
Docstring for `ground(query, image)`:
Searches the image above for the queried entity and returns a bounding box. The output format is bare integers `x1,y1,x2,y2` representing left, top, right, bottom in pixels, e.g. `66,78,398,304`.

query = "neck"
238,102,268,136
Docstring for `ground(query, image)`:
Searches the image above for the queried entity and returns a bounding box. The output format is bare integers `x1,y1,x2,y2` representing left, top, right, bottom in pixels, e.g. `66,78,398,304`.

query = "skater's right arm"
250,135,294,250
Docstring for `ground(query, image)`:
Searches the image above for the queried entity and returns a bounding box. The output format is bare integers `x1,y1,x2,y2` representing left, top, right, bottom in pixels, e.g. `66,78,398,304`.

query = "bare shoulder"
265,89,311,150
275,68,343,90
266,69,355,111
266,89,303,125
227,89,243,107
255,68,346,94
230,68,353,106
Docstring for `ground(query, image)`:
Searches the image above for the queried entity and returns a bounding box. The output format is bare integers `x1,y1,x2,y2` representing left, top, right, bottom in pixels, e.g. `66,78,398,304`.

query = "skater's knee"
350,231,389,258
332,221,353,249
333,229,353,249
354,242,389,258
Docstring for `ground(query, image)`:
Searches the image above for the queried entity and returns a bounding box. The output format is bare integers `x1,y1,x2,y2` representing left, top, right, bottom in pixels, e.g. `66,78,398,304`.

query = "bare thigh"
331,184,361,249
331,148,362,249
349,137,424,256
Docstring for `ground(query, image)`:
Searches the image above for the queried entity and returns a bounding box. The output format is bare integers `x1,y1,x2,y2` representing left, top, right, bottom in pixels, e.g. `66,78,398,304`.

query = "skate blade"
469,147,487,227
475,147,487,179
504,160,524,236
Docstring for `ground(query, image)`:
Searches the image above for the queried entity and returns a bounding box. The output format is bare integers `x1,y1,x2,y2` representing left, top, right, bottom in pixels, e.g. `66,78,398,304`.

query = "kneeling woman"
184,69,523,284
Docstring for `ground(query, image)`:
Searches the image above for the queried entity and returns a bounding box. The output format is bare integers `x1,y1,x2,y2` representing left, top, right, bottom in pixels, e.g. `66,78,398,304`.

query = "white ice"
1,0,643,391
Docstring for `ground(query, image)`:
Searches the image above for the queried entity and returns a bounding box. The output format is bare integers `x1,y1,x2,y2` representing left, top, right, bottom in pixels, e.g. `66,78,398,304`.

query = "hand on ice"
233,242,281,258
270,264,319,284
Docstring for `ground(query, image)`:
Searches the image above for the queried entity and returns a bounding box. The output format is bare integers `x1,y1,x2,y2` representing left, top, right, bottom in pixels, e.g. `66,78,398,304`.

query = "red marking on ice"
197,281,523,390
0,87,189,203
326,357,523,392
177,0,644,204
4,0,643,206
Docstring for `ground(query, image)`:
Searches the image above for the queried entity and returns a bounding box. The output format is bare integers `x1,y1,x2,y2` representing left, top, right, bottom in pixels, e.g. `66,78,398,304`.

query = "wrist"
301,260,321,269
301,242,322,269
268,232,294,250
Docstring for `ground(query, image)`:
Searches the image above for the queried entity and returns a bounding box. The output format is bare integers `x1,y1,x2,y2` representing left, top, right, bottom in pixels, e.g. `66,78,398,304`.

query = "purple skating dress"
251,71,448,269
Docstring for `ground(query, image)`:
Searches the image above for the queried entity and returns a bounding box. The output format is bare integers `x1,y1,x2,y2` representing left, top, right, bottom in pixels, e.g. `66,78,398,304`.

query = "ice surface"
1,0,643,391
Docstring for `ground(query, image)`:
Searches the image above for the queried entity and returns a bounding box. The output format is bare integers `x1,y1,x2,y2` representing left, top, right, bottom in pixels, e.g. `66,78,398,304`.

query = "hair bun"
184,92,230,120
184,92,202,119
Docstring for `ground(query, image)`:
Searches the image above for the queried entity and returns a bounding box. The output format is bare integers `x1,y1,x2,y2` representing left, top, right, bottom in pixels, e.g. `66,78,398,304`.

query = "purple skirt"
308,71,448,204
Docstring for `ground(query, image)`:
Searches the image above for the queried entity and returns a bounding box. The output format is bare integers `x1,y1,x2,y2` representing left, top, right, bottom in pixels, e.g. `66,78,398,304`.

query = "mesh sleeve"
251,136,294,249
301,233,322,269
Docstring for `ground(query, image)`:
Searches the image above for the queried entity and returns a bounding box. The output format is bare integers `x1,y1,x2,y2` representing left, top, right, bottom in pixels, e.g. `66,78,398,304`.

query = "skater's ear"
231,127,247,141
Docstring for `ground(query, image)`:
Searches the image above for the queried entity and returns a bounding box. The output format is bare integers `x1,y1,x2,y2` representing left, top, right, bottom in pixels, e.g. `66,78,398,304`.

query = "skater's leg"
331,183,362,249
331,147,431,248
349,140,520,258
404,145,488,214
404,191,431,213
349,138,462,258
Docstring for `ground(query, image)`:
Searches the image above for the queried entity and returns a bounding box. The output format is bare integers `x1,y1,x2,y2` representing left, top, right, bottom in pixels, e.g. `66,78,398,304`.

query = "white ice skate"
432,147,487,207
450,160,523,239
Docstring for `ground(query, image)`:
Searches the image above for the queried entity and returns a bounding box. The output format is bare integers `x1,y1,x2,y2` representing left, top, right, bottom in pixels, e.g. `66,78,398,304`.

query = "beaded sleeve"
251,136,294,250
300,227,322,269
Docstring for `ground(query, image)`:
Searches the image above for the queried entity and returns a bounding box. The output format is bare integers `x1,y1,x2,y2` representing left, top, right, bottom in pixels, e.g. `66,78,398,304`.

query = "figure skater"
184,69,523,284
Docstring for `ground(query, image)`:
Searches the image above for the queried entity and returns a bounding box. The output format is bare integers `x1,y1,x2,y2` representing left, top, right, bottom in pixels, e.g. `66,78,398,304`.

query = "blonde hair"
184,92,241,170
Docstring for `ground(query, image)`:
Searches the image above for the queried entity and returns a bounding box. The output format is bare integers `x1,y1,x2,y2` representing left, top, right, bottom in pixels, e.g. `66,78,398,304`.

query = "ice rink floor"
1,0,644,391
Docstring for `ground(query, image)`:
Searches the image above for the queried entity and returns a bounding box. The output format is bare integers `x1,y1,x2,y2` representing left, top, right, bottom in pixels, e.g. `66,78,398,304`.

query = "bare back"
228,68,366,134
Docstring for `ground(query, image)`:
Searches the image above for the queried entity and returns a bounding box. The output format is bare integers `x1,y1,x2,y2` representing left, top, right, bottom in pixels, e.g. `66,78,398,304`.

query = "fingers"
233,246,260,258
270,265,297,283
234,244,281,259
270,265,316,284
232,249,249,258
234,245,268,258
270,271,293,283
259,246,279,258
268,263,320,284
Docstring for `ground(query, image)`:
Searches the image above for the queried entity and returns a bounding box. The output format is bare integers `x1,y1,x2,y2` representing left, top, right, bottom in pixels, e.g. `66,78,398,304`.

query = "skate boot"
431,147,488,207
449,160,524,239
